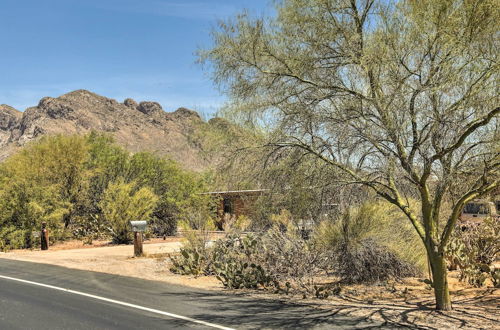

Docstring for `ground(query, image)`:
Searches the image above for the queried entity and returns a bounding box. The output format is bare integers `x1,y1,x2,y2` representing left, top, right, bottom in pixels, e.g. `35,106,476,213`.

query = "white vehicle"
460,200,499,224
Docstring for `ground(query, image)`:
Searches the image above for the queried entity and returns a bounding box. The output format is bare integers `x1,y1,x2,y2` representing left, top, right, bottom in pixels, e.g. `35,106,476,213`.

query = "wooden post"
41,222,49,250
134,232,143,257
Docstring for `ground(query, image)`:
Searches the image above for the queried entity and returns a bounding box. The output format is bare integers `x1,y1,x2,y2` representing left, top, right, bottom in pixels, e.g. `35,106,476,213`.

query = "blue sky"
0,0,271,117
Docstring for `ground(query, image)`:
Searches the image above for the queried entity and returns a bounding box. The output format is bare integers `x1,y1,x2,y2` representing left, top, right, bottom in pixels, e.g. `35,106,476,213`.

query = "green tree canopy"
0,133,212,249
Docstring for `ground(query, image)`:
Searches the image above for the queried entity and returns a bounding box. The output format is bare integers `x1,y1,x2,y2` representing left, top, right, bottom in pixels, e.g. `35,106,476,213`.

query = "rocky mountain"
0,90,221,170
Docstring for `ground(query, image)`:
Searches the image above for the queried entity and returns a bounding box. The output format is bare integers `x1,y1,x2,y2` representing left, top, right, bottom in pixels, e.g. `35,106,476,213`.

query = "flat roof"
202,189,268,195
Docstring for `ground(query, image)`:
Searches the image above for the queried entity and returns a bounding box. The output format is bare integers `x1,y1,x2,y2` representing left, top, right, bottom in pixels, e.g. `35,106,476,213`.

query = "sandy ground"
0,239,222,290
1,240,498,329
243,276,499,330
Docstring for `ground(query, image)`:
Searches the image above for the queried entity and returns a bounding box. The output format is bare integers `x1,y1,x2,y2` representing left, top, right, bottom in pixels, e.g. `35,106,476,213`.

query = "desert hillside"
0,90,218,170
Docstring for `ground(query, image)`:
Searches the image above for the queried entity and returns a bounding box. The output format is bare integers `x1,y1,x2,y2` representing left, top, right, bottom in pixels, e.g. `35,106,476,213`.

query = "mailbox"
130,220,147,232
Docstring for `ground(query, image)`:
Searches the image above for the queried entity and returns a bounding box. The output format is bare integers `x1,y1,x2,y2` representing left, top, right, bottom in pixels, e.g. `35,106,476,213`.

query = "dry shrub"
172,201,425,295
315,201,424,283
336,238,419,283
257,210,331,293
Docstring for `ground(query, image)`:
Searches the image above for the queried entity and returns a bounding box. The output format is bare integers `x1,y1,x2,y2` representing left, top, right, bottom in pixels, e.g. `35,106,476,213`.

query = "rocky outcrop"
0,90,216,170
0,105,22,146
0,105,21,130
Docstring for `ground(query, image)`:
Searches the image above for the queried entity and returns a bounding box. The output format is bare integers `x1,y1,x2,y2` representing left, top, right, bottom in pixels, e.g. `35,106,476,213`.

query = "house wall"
211,191,262,229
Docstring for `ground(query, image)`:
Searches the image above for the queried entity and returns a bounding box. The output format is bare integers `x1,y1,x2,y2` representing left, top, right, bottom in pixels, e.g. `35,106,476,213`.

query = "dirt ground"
244,277,499,329
1,240,498,329
0,238,222,290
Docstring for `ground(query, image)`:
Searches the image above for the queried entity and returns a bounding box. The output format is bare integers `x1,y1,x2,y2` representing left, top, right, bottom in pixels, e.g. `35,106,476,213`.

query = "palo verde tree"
201,0,499,310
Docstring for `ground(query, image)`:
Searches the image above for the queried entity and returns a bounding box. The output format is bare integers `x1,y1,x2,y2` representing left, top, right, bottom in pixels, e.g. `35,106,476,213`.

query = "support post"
130,220,147,257
134,232,143,257
41,222,49,250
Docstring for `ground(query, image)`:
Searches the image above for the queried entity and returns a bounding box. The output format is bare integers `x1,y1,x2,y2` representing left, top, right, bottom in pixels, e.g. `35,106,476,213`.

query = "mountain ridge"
0,90,219,170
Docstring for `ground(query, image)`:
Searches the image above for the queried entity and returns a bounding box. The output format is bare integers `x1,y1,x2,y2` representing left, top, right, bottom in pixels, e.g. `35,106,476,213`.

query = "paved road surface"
0,259,387,329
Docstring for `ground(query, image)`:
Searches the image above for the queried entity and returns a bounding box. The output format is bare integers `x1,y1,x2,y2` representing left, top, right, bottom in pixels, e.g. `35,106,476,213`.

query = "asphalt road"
0,259,385,329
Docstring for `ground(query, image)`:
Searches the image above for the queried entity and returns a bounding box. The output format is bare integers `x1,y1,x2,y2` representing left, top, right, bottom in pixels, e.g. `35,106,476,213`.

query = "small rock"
138,102,163,115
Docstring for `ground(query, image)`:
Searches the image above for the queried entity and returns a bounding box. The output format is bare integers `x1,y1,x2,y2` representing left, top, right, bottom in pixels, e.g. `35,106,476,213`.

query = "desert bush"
170,216,217,275
171,211,331,294
170,247,209,276
315,201,423,283
211,233,272,289
335,238,419,283
0,133,211,248
99,181,158,244
171,201,424,295
447,217,499,287
257,211,332,292
0,226,31,252
70,214,109,244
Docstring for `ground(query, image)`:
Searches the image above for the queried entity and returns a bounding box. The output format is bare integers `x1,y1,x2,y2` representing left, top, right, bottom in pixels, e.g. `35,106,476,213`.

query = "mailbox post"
41,222,49,250
130,221,147,257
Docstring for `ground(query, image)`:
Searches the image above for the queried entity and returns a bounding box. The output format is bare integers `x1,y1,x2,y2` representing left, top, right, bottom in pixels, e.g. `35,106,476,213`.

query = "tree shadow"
1,259,496,329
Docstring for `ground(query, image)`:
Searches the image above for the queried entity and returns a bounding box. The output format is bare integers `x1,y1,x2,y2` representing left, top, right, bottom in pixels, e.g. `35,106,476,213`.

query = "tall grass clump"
315,201,425,283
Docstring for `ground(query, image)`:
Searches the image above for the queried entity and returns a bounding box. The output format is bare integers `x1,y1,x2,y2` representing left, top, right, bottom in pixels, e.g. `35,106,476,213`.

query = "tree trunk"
428,250,452,311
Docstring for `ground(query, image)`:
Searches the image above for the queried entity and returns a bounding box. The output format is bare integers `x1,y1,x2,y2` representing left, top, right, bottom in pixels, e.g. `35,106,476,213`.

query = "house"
203,189,267,229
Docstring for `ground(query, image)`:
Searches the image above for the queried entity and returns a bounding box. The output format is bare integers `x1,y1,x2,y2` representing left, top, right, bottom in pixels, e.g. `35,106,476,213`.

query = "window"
223,198,233,214
463,203,489,215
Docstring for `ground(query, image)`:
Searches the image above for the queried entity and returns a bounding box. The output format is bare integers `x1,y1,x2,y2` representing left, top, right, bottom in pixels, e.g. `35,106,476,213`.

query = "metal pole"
41,222,49,250
134,232,143,257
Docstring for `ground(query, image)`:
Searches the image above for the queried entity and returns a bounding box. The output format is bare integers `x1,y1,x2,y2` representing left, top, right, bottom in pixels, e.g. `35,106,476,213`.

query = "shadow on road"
0,258,496,329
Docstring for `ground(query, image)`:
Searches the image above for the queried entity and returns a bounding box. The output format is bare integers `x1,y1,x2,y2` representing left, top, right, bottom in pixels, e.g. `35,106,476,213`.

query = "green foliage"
170,247,208,276
99,182,158,244
211,233,272,289
0,137,77,248
447,217,500,287
0,133,212,249
0,225,31,252
202,0,499,311
169,216,215,276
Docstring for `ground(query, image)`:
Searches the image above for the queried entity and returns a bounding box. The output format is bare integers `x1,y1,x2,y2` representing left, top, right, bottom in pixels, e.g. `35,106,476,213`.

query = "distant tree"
0,135,88,246
99,181,158,244
202,0,499,310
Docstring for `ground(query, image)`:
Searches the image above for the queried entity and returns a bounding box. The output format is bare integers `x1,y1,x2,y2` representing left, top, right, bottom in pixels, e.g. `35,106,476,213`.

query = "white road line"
0,274,234,330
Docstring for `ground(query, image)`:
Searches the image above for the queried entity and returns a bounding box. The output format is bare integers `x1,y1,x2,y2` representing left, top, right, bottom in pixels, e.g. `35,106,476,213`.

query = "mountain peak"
61,89,101,99
0,90,211,170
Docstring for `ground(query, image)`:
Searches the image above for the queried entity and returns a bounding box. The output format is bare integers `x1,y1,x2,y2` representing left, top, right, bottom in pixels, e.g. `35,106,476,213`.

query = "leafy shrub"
447,217,499,287
70,214,109,244
99,182,158,244
0,226,31,251
0,133,211,248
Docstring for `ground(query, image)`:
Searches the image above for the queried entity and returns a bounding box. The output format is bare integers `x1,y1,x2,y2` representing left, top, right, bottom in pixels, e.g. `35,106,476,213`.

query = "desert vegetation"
171,200,431,296
0,133,211,250
0,0,498,318
199,0,499,310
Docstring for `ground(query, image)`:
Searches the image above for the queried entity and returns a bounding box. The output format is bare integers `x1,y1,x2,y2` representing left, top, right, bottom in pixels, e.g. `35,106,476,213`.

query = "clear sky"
0,0,271,117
